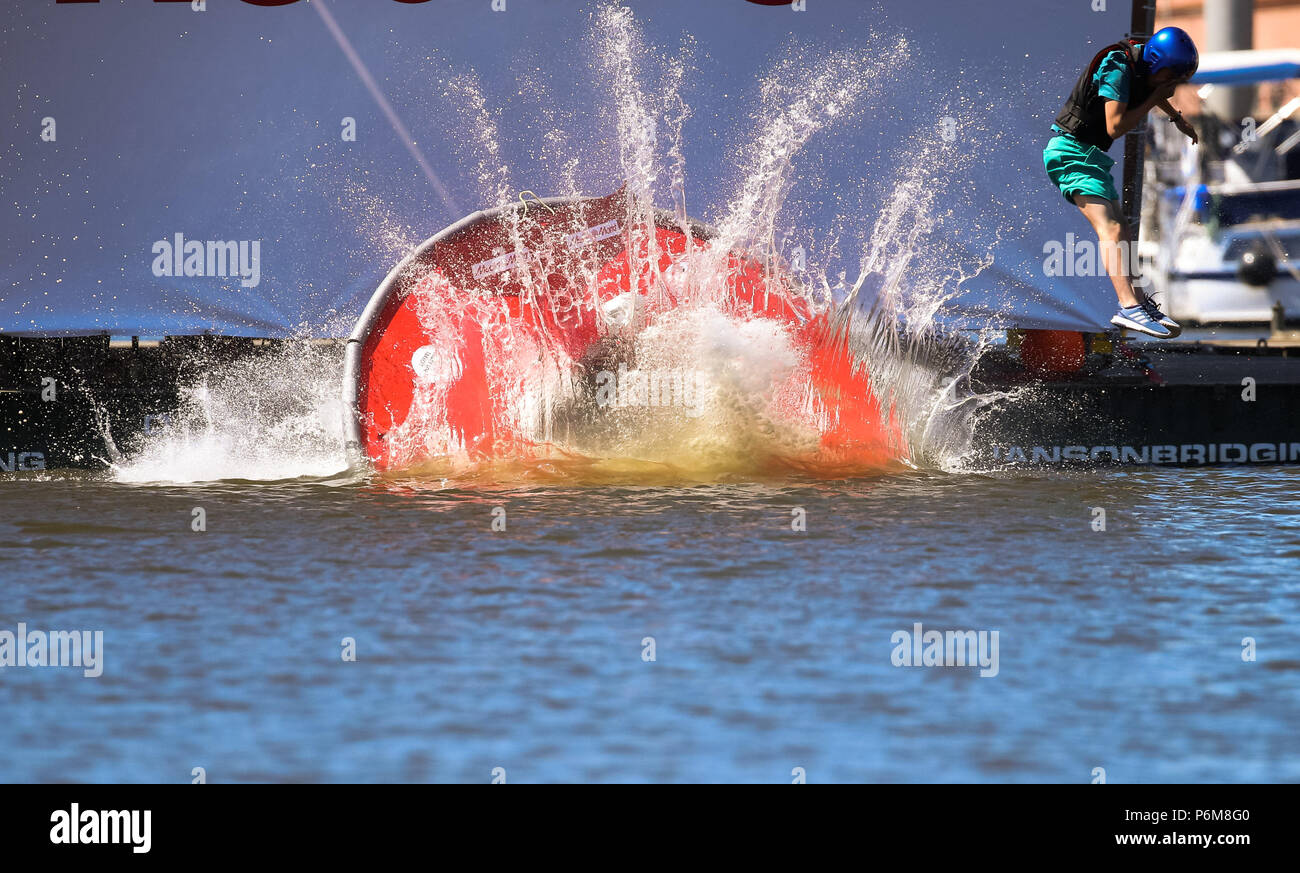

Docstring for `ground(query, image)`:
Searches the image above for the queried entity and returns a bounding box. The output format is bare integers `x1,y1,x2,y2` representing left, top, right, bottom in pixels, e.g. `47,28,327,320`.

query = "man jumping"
1045,26,1200,339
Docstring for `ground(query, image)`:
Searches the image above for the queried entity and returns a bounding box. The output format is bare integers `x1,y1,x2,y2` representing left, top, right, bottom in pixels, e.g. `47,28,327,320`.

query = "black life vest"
1054,39,1153,152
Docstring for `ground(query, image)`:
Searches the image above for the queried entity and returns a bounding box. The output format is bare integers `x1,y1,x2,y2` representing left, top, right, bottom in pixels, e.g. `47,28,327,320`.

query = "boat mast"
1121,0,1157,241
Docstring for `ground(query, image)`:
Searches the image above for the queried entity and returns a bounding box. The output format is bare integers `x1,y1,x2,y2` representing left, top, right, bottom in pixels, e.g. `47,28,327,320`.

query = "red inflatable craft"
343,189,902,473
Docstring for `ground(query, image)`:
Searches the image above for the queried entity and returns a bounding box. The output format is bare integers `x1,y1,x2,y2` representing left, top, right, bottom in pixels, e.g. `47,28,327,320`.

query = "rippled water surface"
2,465,1298,782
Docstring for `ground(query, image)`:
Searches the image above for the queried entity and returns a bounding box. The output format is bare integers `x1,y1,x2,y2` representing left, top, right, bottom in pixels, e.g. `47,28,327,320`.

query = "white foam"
110,344,351,484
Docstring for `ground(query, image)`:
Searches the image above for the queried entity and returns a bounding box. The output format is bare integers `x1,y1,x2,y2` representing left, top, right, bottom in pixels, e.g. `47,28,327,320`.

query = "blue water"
1,466,1298,783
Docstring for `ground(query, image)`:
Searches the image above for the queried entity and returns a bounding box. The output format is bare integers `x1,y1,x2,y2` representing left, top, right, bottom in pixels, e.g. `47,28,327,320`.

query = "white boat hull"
1166,275,1300,324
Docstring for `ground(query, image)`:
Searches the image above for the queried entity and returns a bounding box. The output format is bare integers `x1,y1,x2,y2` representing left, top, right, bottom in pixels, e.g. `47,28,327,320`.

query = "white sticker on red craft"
563,219,621,248
471,250,521,280
470,221,620,279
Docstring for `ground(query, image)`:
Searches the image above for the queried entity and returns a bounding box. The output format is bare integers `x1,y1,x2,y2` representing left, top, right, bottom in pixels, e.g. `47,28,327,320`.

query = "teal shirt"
1093,49,1131,103
1052,49,1132,136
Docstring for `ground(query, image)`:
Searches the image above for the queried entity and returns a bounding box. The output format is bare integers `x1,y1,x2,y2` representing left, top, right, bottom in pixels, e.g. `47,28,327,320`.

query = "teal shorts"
1043,134,1118,204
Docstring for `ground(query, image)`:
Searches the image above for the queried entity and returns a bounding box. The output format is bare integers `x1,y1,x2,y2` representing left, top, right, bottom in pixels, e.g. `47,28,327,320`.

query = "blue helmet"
1144,27,1199,80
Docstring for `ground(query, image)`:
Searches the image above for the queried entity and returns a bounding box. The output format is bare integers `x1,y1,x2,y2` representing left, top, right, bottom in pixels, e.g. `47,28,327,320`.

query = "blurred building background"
1159,0,1300,116
1160,0,1300,48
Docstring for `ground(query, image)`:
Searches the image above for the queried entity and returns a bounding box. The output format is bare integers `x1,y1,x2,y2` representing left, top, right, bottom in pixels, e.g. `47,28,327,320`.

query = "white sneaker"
1111,304,1172,339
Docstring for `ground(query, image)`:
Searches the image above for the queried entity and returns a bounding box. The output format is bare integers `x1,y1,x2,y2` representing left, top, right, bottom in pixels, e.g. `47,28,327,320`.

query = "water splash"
835,150,1009,471
114,2,1008,484
110,343,351,484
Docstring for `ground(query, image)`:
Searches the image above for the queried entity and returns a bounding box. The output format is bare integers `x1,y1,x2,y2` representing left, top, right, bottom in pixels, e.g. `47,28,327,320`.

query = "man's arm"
1158,98,1200,144
1103,83,1180,140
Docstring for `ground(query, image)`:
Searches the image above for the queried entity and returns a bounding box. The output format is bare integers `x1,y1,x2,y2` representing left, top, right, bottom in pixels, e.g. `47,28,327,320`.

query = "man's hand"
1158,97,1199,144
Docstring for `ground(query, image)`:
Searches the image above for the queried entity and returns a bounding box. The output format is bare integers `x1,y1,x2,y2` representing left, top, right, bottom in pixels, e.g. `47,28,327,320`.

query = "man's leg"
1072,194,1139,308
